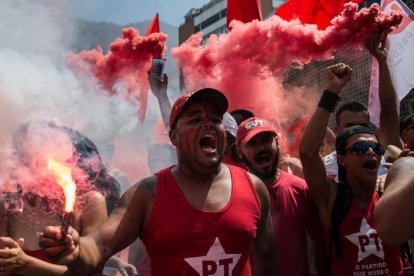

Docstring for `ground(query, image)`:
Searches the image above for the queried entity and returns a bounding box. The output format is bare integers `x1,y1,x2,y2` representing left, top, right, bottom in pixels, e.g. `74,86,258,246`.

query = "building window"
195,9,227,32
221,9,227,18
202,25,227,41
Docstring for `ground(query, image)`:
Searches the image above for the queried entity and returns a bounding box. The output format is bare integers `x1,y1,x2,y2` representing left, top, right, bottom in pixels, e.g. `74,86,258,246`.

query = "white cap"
223,112,238,138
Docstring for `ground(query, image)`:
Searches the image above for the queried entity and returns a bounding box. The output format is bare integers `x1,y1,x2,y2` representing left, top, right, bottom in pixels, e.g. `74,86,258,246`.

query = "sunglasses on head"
346,141,384,155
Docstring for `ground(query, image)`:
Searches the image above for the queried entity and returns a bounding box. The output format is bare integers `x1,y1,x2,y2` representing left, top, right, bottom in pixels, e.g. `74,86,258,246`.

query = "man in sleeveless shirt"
300,63,403,275
39,88,278,275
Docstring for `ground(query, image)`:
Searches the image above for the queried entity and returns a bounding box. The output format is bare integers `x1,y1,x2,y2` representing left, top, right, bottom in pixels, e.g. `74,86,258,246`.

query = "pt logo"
345,218,384,262
185,238,241,275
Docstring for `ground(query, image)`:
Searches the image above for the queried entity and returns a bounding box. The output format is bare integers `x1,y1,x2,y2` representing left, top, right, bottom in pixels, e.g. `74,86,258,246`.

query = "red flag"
275,0,318,24
276,0,364,29
227,0,262,29
287,114,311,156
145,13,160,36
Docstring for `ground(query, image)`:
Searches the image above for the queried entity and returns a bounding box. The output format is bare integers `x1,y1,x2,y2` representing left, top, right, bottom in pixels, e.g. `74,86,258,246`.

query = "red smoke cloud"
66,28,167,122
172,3,402,155
173,3,402,91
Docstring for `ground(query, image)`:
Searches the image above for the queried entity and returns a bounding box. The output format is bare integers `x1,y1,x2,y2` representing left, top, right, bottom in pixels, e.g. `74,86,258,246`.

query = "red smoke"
66,28,167,122
111,137,150,184
172,3,402,155
153,119,170,144
173,3,402,90
8,122,99,211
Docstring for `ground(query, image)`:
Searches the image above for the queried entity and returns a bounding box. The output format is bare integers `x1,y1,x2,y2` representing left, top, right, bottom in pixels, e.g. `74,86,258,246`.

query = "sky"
68,0,212,27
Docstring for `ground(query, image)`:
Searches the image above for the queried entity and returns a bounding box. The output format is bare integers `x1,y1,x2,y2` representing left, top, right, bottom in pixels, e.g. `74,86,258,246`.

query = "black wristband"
318,90,341,113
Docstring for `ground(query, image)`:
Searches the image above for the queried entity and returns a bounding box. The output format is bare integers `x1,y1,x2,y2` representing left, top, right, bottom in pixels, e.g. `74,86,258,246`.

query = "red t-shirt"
142,165,261,276
328,192,403,276
269,171,323,276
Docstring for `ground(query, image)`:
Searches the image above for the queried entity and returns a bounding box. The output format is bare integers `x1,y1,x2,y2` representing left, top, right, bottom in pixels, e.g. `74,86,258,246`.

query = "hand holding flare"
47,159,77,237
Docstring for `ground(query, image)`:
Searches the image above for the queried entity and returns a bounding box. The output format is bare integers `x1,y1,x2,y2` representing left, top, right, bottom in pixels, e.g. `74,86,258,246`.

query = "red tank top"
23,249,52,263
11,249,53,276
142,165,261,276
328,192,403,276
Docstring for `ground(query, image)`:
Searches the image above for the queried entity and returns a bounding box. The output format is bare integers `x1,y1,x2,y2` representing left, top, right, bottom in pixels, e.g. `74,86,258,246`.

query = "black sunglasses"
346,141,384,155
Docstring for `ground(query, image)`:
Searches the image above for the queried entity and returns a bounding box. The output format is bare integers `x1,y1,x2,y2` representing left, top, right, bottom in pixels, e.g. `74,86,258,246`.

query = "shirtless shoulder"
77,190,106,208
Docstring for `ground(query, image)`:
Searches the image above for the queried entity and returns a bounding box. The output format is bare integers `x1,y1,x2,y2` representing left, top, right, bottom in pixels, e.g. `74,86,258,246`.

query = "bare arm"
2,191,108,276
324,127,336,154
0,237,68,276
0,191,108,275
384,145,403,164
78,190,108,236
307,233,328,276
81,192,138,276
251,173,279,275
148,72,171,128
366,31,403,149
375,157,414,245
0,201,12,276
40,176,156,275
0,200,7,237
0,199,68,275
299,63,352,230
279,155,304,178
104,255,137,276
79,190,135,275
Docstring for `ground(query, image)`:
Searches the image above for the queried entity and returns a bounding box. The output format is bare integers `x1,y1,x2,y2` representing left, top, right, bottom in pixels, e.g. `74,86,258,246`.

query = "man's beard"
242,148,279,182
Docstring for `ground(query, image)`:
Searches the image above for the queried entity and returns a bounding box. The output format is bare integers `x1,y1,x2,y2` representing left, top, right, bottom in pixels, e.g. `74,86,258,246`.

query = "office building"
179,0,282,45
178,0,414,124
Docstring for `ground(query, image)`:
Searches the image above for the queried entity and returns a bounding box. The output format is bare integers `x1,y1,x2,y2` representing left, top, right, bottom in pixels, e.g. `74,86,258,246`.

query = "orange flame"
47,158,77,213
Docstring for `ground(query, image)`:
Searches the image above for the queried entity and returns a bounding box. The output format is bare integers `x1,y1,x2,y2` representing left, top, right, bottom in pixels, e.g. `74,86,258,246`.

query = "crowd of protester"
1,26,414,276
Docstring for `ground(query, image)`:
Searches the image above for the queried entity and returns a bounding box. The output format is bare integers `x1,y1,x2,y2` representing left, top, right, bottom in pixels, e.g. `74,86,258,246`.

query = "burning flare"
47,158,77,213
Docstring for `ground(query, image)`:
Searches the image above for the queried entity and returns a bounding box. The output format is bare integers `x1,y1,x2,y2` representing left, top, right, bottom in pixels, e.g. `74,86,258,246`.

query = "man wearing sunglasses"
324,32,403,181
300,63,403,275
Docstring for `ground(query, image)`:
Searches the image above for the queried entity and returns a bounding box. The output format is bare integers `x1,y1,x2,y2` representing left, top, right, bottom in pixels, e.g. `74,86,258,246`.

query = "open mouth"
363,160,378,170
199,134,217,152
255,151,272,166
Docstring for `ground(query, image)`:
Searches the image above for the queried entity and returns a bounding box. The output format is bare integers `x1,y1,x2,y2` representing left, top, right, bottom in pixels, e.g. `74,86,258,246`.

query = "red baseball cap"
236,117,277,145
169,88,228,129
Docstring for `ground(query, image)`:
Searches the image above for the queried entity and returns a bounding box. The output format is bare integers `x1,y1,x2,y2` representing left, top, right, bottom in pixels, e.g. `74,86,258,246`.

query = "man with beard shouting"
236,117,325,276
38,88,278,276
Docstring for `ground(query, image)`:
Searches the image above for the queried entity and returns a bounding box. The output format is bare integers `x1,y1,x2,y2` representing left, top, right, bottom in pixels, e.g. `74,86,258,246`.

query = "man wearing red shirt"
39,88,278,275
300,63,402,276
236,116,325,276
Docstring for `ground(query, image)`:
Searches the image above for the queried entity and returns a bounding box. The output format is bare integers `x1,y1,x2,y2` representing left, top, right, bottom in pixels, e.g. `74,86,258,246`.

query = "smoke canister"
60,211,73,238
150,57,166,78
